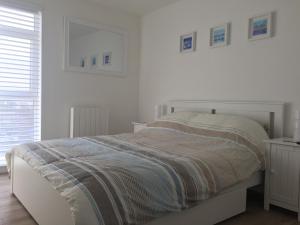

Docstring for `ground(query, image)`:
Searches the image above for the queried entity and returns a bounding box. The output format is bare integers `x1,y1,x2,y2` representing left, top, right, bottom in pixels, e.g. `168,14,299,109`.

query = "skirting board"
11,155,253,225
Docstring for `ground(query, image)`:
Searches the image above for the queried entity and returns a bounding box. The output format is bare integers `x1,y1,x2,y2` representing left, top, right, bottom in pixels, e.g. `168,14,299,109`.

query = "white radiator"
70,106,109,138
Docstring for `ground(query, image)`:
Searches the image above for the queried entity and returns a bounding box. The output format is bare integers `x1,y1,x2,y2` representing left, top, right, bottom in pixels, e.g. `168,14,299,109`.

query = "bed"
7,100,285,225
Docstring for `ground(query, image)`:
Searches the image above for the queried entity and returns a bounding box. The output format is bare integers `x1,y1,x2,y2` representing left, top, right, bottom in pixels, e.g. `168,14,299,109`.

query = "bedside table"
264,138,300,221
132,122,147,133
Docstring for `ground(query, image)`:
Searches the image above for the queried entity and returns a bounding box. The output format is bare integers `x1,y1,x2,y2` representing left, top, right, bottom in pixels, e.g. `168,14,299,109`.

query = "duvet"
6,113,268,225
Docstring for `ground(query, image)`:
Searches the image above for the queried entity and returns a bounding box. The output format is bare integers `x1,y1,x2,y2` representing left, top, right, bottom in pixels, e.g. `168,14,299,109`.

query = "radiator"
70,106,109,138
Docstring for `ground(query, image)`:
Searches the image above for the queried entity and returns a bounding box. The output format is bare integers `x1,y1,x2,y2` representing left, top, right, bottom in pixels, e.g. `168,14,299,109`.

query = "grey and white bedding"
6,112,268,225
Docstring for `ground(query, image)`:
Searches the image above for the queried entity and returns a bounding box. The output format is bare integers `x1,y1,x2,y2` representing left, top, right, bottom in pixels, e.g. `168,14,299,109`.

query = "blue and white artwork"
249,13,273,40
91,55,97,67
252,18,268,36
210,23,229,48
213,28,225,44
180,32,196,53
103,52,112,65
80,57,86,68
183,37,193,50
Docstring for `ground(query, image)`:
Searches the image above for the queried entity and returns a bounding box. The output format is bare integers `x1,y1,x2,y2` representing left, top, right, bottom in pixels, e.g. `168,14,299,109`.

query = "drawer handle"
270,169,275,174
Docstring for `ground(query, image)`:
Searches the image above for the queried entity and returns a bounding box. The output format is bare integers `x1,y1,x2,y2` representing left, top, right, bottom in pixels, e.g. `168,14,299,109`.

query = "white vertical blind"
0,3,41,165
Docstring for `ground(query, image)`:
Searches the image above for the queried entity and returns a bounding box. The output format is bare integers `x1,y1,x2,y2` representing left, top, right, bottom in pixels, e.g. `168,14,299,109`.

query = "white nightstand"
264,138,300,221
132,122,147,133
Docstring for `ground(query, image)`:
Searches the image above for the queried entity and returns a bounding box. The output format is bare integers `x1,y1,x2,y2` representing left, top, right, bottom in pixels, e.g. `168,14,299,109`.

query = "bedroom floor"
0,174,299,225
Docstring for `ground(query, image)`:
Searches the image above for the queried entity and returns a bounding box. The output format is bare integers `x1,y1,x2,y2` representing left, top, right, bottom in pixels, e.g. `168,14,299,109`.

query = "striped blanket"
8,123,266,225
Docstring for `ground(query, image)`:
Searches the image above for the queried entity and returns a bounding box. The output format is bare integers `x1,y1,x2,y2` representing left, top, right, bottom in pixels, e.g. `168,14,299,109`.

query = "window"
0,4,41,166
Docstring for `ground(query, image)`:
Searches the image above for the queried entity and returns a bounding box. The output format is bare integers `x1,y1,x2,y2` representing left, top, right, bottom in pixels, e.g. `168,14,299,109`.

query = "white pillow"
156,111,269,152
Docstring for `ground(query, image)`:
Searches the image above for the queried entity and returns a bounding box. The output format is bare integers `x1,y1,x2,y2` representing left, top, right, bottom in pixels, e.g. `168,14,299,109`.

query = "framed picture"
248,12,274,41
103,52,112,65
180,32,197,53
90,54,98,67
210,23,230,48
80,57,87,68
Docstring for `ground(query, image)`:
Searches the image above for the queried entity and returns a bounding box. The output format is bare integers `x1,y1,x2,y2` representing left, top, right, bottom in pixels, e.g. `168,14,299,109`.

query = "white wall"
139,0,300,136
28,0,140,139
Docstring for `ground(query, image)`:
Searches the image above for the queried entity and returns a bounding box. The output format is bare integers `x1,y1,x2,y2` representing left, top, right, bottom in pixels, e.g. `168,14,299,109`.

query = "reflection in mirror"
64,18,128,76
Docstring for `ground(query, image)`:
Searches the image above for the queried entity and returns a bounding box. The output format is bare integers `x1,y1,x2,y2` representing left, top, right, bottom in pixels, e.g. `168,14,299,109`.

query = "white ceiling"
86,0,181,16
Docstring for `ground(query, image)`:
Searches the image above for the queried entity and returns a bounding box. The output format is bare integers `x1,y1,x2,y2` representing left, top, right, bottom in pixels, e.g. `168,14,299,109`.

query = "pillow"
149,111,269,153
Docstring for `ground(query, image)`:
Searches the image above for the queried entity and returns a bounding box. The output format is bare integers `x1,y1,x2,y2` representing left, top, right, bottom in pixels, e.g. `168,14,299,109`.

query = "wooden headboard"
160,100,285,138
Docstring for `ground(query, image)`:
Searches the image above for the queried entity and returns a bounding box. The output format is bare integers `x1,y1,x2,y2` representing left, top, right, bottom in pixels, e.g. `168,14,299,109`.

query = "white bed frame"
11,100,285,225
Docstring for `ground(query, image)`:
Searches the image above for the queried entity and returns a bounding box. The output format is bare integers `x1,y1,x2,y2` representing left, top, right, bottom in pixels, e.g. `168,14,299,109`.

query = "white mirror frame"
63,17,128,77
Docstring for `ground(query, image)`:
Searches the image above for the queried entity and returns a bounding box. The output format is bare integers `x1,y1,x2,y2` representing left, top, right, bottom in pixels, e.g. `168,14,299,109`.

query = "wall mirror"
64,17,128,76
